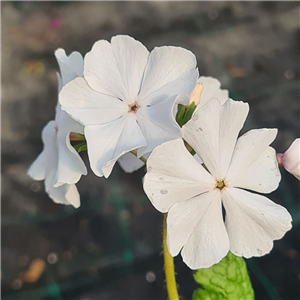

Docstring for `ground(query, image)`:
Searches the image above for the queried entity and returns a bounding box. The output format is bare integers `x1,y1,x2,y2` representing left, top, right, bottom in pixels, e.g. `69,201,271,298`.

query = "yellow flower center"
216,180,226,190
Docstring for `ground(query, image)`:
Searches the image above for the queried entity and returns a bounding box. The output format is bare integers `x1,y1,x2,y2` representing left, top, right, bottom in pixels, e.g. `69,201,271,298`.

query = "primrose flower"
59,35,198,178
143,98,292,269
277,138,300,180
28,49,87,208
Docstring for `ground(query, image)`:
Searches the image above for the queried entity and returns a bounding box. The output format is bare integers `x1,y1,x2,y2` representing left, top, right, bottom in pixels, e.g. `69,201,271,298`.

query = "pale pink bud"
188,83,203,106
69,132,85,142
278,138,300,180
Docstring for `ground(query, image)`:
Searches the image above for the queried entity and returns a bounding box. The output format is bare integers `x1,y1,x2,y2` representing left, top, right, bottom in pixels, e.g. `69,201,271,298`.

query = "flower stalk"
163,213,179,300
130,150,147,164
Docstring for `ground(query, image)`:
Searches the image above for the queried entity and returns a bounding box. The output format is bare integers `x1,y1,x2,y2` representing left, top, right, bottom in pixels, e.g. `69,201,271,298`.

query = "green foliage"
176,103,196,127
73,142,87,153
192,252,254,300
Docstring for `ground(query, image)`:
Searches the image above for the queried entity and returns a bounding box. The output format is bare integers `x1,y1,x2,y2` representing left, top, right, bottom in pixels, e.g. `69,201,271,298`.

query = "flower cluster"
29,35,199,204
28,35,294,269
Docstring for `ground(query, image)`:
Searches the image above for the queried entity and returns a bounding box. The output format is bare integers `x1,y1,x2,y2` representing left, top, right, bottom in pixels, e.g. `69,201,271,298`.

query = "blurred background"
1,1,300,300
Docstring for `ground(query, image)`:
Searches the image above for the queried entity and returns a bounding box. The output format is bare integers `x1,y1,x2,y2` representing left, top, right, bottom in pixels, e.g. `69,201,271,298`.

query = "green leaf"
192,252,254,300
73,142,87,153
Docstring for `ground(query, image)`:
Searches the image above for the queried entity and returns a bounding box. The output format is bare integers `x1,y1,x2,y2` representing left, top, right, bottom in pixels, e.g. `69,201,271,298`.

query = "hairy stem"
163,214,180,300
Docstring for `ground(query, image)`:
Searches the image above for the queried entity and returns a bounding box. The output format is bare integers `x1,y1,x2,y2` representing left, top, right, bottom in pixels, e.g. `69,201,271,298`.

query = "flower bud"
69,132,85,141
188,83,203,106
277,138,300,180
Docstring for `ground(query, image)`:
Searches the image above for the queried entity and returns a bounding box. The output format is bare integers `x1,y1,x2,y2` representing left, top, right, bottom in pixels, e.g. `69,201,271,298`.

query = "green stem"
131,149,179,299
163,214,180,300
130,150,147,164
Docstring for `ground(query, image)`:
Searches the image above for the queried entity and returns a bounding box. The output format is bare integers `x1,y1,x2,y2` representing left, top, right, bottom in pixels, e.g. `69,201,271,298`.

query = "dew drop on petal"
160,190,168,195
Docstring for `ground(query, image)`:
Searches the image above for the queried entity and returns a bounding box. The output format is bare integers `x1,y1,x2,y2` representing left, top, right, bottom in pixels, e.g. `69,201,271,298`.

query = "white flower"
143,98,292,269
277,138,300,180
59,35,199,178
28,49,87,208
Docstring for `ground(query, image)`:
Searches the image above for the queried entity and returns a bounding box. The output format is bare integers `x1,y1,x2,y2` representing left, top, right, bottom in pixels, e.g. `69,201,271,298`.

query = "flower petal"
143,139,215,213
55,48,84,87
175,95,190,106
56,72,63,95
167,191,216,256
84,36,149,101
136,95,182,157
85,114,147,178
27,121,57,180
228,147,281,193
53,111,87,187
222,188,292,258
227,128,278,180
138,46,198,105
28,120,82,208
84,40,125,99
195,76,229,110
111,35,149,102
59,77,127,126
45,180,80,209
118,152,150,173
64,184,81,208
180,191,229,269
28,152,47,180
183,98,249,179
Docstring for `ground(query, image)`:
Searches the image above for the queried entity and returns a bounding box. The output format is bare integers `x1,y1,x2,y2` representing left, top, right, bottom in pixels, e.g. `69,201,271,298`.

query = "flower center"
216,180,226,190
128,102,140,113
